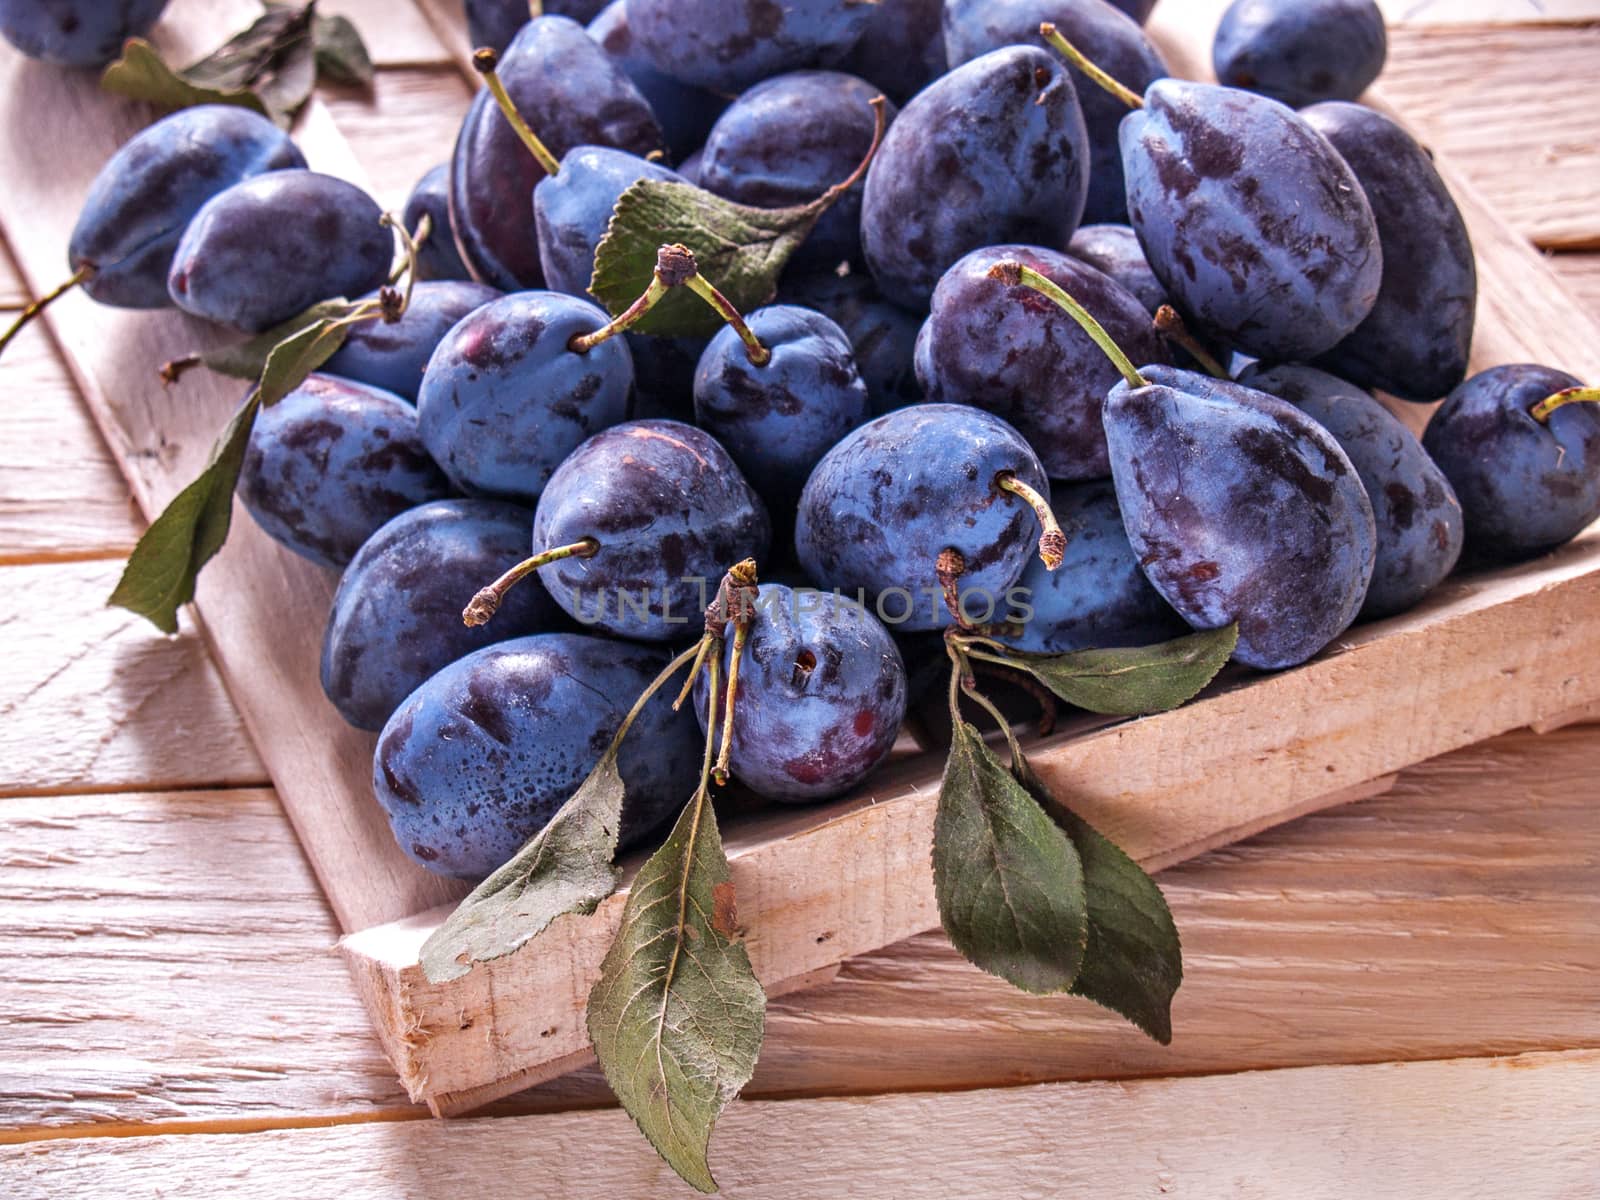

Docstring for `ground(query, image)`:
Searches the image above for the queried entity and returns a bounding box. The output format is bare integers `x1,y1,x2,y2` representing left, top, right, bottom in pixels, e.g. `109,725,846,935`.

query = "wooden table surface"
2,2,1597,1195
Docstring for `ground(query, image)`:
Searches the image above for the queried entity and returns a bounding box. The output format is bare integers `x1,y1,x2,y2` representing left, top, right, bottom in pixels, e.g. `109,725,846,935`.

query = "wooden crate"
2,0,1597,1120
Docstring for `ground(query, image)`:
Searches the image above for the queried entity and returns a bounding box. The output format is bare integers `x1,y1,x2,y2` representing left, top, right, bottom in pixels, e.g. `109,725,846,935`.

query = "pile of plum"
10,0,1600,888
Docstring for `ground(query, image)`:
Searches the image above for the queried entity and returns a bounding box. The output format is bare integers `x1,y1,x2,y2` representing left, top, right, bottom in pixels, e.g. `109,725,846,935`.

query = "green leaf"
200,300,355,380
1013,755,1182,1043
101,39,269,119
420,746,627,985
257,316,352,406
932,719,1088,995
108,390,262,634
586,793,765,1193
312,14,375,88
1002,623,1239,716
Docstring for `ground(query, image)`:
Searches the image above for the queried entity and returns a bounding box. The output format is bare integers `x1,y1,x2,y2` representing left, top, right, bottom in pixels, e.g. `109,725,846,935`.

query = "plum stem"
997,473,1066,571
684,273,771,367
380,211,425,321
988,261,1148,389
710,561,759,785
937,547,970,629
1153,305,1229,380
568,244,691,353
0,264,93,360
1530,386,1600,423
613,640,706,750
803,95,889,216
462,537,600,627
945,640,1029,768
715,619,751,787
472,47,561,177
672,637,714,712
1039,22,1145,110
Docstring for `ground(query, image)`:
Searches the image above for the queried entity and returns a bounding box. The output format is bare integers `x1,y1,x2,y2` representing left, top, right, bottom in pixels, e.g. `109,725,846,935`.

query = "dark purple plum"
533,146,685,299
1109,0,1157,21
795,404,1053,633
1006,481,1185,654
373,633,701,879
403,163,472,282
676,148,704,186
467,0,608,55
625,333,706,421
861,47,1090,311
1066,224,1168,318
916,244,1168,481
0,0,168,66
1422,365,1600,563
943,0,1168,225
1304,101,1476,401
778,269,925,415
532,420,771,641
625,0,876,93
1104,364,1376,669
416,290,634,504
167,171,391,333
325,281,500,403
587,1,727,163
836,0,947,105
1213,0,1386,109
692,584,906,802
449,16,663,290
68,105,305,309
698,71,893,273
238,374,453,571
693,304,871,515
1121,80,1381,362
321,498,563,731
1241,364,1463,618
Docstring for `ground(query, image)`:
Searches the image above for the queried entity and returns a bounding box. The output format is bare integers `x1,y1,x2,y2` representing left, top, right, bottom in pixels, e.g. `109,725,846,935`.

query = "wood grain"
317,67,473,211
6,1051,1598,1197
0,789,417,1135
0,560,264,797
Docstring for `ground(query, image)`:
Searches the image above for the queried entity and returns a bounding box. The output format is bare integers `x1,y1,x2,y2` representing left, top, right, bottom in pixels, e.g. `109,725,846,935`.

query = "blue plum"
238,374,453,571
402,163,472,282
795,404,1053,633
693,304,871,515
0,0,168,66
1006,481,1185,654
625,0,875,93
943,0,1168,225
778,269,925,415
167,170,390,333
450,16,663,290
321,498,563,731
416,290,634,504
675,148,704,186
1423,365,1600,563
533,146,684,299
324,280,499,403
1121,80,1382,361
698,71,893,273
1104,364,1376,669
467,0,609,54
1304,102,1476,402
916,244,1168,481
836,0,947,106
1066,223,1168,316
1109,0,1157,21
587,1,727,163
1241,364,1463,618
1213,0,1386,109
373,633,702,878
693,584,907,802
68,105,304,309
532,420,771,640
861,47,1090,310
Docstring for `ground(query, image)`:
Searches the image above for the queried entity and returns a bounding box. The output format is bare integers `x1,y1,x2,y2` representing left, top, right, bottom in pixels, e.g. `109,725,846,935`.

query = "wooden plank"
1382,25,1600,251
6,1051,1598,1196
1551,252,1600,317
1379,0,1600,21
0,560,264,796
0,245,142,563
317,67,473,212
0,789,418,1135
0,27,465,932
344,537,1600,1110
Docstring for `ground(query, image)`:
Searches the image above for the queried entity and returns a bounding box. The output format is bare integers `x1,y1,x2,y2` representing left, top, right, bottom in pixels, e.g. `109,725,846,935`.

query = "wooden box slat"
4,0,1598,1118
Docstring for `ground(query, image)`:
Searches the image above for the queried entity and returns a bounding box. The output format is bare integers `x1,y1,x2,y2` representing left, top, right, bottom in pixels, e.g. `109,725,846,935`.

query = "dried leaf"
420,747,626,985
101,39,269,119
932,719,1088,995
587,793,764,1193
312,13,375,88
200,300,355,380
